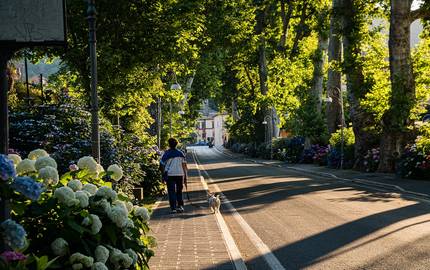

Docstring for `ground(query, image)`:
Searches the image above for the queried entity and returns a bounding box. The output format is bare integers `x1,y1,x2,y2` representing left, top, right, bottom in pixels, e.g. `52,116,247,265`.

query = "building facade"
196,100,228,146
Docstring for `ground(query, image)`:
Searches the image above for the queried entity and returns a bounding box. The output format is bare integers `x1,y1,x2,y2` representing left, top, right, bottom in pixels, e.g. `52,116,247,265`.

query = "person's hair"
168,138,178,149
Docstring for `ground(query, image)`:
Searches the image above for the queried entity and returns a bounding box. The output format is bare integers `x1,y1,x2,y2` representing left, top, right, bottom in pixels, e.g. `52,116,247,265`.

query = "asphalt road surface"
191,146,430,270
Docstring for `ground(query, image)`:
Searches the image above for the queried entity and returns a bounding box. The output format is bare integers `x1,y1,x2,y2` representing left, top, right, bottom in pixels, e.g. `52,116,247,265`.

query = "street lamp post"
157,96,162,149
262,115,273,160
86,0,100,162
169,81,181,138
325,87,344,169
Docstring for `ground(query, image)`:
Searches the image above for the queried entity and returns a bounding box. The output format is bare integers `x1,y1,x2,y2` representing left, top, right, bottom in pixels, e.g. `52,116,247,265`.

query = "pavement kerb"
214,146,430,201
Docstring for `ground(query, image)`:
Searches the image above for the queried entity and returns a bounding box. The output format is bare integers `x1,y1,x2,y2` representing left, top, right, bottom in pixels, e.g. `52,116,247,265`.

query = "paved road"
192,146,430,270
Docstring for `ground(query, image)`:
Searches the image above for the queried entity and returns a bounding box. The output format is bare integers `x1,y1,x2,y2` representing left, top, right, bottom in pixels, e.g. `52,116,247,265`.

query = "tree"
378,0,429,172
326,0,343,134
340,0,382,168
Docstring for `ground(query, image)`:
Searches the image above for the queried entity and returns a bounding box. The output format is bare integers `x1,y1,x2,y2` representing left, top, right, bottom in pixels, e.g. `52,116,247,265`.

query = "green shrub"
328,127,355,168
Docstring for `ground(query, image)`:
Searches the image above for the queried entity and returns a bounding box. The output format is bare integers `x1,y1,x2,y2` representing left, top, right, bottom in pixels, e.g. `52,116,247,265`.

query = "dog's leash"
184,180,206,209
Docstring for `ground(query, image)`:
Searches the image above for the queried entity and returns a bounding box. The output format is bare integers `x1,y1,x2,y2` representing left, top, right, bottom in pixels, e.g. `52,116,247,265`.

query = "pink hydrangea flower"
69,164,79,171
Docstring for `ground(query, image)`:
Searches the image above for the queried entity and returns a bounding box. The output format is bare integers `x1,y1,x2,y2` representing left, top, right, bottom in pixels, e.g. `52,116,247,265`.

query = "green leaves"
34,255,58,270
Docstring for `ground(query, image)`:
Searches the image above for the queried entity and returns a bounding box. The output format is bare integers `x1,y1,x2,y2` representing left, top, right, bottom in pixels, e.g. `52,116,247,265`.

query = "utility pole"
86,0,100,162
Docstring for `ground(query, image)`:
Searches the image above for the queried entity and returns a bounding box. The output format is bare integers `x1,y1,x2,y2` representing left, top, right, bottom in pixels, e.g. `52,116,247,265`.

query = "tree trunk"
378,0,415,172
311,34,329,113
326,0,343,135
256,5,272,142
341,0,377,168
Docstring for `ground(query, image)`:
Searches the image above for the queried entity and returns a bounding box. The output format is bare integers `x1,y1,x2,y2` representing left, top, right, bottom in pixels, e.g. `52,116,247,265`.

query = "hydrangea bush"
363,148,380,172
9,105,116,173
0,150,155,270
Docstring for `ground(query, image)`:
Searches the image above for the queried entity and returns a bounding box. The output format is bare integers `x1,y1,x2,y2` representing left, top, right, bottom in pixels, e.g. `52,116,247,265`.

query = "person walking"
160,138,188,213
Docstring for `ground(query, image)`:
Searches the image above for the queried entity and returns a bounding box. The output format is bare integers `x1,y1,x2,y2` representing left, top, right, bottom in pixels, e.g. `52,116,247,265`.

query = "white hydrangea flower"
90,214,102,234
70,252,94,268
83,183,98,195
7,154,22,166
35,156,58,171
68,179,83,191
39,166,59,186
125,249,138,265
108,203,129,228
95,245,109,263
125,202,133,213
109,248,133,269
91,262,108,270
96,186,117,201
91,198,111,214
81,214,102,234
134,206,150,222
107,164,123,181
72,263,83,270
75,191,89,208
28,149,49,160
51,238,68,256
16,158,36,175
97,164,104,174
113,201,128,213
54,186,79,207
77,156,98,176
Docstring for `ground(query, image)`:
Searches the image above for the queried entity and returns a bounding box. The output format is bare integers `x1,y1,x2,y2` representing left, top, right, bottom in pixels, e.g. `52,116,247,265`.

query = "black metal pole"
0,48,13,251
87,0,100,162
169,102,172,138
24,54,30,106
40,73,44,100
157,96,162,148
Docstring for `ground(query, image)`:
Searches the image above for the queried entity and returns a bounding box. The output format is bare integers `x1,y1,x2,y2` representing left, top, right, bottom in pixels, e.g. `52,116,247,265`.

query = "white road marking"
191,151,248,270
193,150,286,270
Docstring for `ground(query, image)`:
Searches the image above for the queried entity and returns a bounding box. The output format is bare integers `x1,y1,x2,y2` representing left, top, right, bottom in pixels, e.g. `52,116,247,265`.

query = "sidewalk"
148,154,235,270
215,146,430,199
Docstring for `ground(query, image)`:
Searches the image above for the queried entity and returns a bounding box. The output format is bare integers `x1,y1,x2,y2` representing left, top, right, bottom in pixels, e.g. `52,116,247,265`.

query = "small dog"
208,193,221,213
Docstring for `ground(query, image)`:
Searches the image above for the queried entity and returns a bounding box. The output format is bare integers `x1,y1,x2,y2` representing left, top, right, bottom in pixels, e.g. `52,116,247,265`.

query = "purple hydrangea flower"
0,251,27,262
10,176,43,201
0,219,27,250
0,154,16,181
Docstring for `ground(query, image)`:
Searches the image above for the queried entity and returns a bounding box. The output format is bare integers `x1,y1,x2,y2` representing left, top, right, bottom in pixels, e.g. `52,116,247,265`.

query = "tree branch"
278,0,293,52
410,6,430,22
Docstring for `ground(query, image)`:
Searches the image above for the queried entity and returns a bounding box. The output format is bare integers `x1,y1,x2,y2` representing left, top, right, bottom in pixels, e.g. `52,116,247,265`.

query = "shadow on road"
194,148,430,269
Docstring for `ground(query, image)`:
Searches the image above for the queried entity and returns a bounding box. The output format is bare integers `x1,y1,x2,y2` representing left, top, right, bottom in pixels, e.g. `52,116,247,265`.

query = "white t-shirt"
166,156,186,176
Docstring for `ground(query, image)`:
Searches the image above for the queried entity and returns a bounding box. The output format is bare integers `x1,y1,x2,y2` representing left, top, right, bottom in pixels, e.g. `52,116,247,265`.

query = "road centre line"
193,150,286,270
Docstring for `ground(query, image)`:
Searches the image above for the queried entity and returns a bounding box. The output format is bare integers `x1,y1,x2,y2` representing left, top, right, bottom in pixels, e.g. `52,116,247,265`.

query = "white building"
196,100,228,146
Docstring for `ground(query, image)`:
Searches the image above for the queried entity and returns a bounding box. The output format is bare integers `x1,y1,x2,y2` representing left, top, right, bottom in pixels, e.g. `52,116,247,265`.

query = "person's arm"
182,160,188,182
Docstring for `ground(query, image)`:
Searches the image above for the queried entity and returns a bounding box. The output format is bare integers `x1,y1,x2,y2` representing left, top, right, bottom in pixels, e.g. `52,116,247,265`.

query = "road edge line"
193,150,286,270
192,150,248,270
214,146,430,202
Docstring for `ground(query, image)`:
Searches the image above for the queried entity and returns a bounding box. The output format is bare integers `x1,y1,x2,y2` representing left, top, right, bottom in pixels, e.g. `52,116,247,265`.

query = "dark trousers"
167,176,184,210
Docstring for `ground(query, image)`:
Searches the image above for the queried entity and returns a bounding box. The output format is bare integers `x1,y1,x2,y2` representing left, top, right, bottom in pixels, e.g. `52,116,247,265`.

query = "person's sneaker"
177,206,184,213
170,209,177,214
